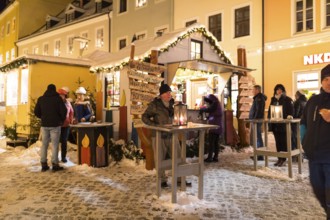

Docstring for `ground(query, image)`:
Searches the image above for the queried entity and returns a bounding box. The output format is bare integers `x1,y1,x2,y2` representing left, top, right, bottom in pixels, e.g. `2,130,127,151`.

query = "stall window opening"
190,39,203,60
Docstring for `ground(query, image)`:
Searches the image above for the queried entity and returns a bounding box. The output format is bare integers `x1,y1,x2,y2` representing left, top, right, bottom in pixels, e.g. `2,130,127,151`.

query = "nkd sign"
304,53,330,65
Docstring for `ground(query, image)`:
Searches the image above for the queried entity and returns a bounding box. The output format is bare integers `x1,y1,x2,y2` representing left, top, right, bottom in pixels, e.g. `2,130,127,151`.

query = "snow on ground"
0,135,326,219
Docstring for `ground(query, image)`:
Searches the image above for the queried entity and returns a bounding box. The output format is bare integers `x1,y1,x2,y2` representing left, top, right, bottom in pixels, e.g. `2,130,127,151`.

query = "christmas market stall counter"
246,119,302,178
70,122,114,167
144,122,218,203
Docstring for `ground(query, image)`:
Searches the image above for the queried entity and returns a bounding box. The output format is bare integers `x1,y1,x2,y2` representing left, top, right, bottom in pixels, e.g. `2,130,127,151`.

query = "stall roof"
0,54,92,72
87,23,237,73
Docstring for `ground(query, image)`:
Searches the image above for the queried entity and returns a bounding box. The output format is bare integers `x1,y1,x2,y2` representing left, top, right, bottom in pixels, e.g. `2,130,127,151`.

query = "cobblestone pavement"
0,142,326,220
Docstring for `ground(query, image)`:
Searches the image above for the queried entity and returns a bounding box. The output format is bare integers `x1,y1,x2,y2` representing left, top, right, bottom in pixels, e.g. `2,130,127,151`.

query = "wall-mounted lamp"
73,36,90,57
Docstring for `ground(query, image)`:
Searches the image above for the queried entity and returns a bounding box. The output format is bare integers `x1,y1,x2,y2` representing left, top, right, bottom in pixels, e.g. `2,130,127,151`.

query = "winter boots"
41,162,64,172
41,162,49,172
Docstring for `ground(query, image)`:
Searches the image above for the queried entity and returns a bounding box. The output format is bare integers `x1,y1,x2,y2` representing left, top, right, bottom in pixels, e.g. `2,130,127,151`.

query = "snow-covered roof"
88,24,232,73
0,54,92,72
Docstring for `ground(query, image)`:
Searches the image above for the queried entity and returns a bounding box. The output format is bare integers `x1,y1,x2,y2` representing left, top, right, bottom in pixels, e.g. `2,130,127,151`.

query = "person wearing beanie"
301,64,330,218
267,83,294,167
58,87,74,162
34,84,67,172
142,83,191,188
73,87,94,123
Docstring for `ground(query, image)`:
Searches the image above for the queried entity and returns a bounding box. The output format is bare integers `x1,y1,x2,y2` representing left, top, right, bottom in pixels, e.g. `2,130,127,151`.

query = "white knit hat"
75,87,86,94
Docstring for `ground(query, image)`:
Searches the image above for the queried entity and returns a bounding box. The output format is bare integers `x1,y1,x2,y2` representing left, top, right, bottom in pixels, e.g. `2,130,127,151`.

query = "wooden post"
237,46,249,147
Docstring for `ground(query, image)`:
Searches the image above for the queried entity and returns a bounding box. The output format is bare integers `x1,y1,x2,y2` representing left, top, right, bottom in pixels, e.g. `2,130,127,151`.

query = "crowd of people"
34,84,94,171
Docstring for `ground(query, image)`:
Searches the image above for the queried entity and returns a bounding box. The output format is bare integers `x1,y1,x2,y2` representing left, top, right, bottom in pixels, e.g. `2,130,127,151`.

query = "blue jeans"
309,161,330,218
40,126,61,165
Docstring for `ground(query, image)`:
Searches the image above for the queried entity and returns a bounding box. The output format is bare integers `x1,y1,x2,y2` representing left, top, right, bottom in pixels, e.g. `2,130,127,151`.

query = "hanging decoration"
90,26,232,74
0,58,28,72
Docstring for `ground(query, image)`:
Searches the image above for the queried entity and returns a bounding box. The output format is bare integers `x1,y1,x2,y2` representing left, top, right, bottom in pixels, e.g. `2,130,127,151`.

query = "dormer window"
46,15,60,29
65,3,85,23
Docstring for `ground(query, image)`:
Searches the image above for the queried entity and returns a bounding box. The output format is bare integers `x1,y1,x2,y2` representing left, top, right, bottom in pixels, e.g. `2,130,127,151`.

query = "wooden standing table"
145,122,218,203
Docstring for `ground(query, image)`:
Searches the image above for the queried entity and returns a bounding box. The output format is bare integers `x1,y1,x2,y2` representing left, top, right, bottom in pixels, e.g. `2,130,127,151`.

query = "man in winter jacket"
142,84,191,188
301,64,330,218
34,84,67,172
249,85,267,161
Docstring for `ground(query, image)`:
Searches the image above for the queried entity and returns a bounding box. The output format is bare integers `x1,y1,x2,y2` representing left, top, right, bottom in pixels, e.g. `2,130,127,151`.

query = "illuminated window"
105,71,120,107
21,68,28,104
96,28,104,48
0,74,5,103
11,48,15,60
68,36,74,54
234,6,250,38
6,71,18,106
80,32,88,50
43,43,49,55
295,0,314,32
33,46,38,55
54,40,61,56
136,0,147,8
190,40,202,60
209,13,222,41
295,71,320,94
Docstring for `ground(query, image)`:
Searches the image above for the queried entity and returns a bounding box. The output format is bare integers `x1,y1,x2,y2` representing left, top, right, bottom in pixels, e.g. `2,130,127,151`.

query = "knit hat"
75,87,86,94
159,84,171,95
321,64,330,82
58,88,68,95
47,84,56,91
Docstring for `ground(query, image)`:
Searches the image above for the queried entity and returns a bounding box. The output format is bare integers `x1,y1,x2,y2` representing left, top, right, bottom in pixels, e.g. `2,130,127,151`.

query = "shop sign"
129,79,159,94
127,69,164,83
130,104,148,115
130,90,155,103
304,53,330,65
129,60,166,74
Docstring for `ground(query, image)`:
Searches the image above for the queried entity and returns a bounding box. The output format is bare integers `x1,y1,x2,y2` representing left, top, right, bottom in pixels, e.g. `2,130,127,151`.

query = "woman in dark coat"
268,84,294,167
199,94,223,162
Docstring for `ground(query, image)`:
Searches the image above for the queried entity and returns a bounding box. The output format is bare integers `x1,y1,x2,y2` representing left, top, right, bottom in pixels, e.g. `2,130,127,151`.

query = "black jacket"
34,89,67,127
301,91,330,161
249,93,267,119
267,94,294,132
293,95,307,119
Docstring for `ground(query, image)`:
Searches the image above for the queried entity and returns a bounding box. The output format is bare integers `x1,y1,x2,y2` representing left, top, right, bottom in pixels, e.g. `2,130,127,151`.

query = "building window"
96,28,104,48
137,33,146,40
68,36,74,54
105,71,120,107
136,0,147,8
6,21,10,35
295,0,314,32
80,32,89,50
119,38,126,49
0,74,5,103
54,40,61,56
12,17,16,32
209,13,222,41
11,48,15,60
66,13,75,23
119,0,127,13
6,51,9,62
33,47,38,55
6,71,18,106
186,20,197,27
295,71,320,95
20,68,28,104
190,39,202,60
1,26,4,38
43,43,49,55
155,26,168,37
326,0,330,27
235,6,250,38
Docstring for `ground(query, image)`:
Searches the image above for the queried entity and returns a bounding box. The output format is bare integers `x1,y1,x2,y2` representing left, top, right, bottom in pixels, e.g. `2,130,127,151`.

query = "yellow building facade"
264,0,330,103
